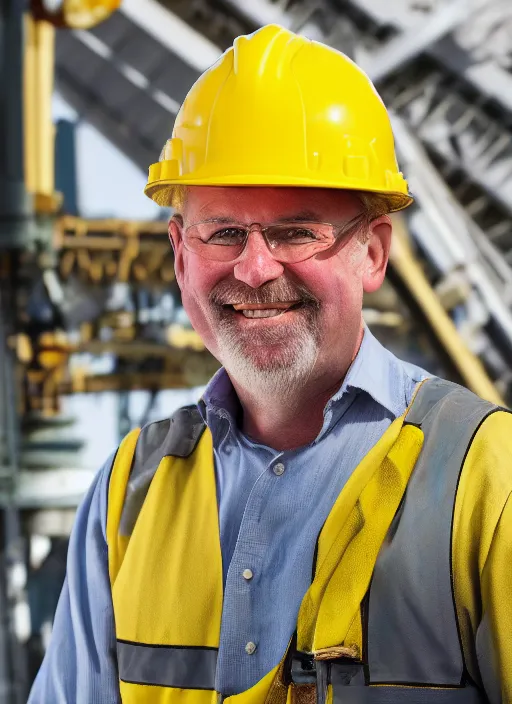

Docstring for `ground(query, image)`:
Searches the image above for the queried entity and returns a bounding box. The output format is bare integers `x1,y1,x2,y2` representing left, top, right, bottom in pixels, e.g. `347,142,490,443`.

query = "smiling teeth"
242,309,284,318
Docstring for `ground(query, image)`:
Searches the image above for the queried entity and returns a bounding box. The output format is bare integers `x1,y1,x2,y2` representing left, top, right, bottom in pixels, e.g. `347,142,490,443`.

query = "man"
30,24,512,704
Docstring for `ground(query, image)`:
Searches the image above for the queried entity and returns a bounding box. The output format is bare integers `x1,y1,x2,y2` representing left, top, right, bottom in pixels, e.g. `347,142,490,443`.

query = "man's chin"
213,310,320,392
225,360,304,398
218,337,319,396
233,354,291,376
222,333,300,365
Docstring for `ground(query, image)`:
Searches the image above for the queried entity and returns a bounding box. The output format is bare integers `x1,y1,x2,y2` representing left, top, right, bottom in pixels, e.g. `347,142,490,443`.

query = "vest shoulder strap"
118,404,206,536
368,376,503,686
405,376,499,428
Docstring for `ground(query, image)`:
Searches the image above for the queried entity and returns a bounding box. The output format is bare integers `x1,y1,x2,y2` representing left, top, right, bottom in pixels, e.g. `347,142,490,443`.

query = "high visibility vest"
106,378,499,704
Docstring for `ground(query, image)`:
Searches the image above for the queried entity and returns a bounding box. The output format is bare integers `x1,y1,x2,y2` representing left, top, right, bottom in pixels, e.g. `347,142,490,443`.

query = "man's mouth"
229,302,303,318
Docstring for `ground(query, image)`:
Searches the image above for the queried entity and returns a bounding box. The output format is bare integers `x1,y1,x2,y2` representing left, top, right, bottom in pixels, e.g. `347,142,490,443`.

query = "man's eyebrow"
195,216,240,224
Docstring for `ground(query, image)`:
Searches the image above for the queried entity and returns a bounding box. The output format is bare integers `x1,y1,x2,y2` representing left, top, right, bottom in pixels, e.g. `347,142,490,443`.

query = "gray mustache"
209,280,320,307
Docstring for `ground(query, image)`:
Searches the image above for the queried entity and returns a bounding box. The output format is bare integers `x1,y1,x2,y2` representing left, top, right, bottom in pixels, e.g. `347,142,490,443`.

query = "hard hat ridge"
232,24,304,79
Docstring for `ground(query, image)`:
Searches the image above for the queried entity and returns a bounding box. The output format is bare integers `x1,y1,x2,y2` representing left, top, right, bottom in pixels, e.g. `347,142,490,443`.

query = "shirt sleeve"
476,491,512,704
28,453,121,704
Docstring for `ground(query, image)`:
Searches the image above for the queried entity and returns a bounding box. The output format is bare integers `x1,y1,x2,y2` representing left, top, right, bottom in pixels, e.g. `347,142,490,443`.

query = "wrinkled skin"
169,186,391,449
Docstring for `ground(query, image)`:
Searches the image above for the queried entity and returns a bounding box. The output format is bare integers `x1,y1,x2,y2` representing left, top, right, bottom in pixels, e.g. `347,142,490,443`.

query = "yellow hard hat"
145,24,412,211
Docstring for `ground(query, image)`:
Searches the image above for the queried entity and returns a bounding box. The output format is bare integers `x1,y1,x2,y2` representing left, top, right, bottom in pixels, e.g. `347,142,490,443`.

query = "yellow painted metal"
54,216,174,284
390,217,505,406
23,13,57,208
145,24,413,211
36,19,56,197
63,0,122,29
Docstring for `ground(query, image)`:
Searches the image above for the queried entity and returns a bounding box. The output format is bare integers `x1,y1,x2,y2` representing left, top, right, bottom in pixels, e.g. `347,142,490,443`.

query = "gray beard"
214,305,320,400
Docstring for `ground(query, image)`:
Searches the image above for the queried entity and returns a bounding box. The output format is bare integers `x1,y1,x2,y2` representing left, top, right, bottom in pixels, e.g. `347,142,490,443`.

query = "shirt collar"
326,325,408,419
200,366,241,427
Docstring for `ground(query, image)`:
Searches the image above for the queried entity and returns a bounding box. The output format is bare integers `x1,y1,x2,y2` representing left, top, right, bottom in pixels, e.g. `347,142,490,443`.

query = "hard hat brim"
145,177,413,213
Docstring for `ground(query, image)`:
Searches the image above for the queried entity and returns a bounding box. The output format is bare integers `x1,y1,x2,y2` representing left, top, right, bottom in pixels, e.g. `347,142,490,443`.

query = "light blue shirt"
29,328,428,702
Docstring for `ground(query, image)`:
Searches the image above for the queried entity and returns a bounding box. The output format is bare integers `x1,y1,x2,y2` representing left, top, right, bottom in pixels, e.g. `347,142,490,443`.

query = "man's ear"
168,215,184,288
362,215,392,294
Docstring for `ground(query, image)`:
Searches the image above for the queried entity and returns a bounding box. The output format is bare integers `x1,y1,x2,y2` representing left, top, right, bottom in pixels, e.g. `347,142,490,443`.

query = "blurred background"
1,0,512,699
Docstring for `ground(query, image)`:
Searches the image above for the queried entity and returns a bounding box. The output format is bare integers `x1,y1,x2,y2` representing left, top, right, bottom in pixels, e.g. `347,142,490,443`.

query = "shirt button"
242,568,253,580
273,462,285,476
245,641,257,655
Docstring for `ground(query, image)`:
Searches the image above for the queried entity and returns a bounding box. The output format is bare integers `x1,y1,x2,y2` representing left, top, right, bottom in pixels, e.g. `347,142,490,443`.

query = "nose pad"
233,230,285,288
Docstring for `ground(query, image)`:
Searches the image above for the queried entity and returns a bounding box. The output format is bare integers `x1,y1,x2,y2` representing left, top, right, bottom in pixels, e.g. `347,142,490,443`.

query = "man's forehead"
184,186,361,221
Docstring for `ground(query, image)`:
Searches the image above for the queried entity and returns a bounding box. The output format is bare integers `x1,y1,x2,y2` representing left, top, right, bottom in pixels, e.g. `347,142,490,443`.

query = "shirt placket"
216,453,287,694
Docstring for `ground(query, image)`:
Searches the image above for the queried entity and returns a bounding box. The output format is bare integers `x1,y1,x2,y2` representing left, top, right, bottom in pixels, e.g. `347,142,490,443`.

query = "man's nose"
233,230,285,288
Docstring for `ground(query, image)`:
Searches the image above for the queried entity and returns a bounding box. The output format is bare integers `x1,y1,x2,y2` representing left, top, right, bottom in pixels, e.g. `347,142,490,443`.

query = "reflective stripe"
117,640,217,689
368,378,497,687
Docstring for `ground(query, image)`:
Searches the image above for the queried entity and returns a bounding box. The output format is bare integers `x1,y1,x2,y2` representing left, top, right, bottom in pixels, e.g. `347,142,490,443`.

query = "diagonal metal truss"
54,5,201,172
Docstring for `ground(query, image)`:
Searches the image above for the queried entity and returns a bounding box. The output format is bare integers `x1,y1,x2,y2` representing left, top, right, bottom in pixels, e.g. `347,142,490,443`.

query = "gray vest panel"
368,378,498,689
119,405,206,536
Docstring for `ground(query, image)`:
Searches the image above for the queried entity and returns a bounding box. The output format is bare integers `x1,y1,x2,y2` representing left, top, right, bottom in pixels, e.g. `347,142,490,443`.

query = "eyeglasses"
181,214,366,263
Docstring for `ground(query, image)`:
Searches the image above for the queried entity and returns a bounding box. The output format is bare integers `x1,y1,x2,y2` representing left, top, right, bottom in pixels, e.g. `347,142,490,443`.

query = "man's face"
170,186,391,396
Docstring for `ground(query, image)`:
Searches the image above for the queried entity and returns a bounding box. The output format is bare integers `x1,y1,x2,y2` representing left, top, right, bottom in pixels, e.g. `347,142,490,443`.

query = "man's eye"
278,228,319,243
206,228,246,245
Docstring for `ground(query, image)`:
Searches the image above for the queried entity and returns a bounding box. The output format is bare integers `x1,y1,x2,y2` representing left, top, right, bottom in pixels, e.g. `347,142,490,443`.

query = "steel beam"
54,10,203,172
347,0,512,113
360,0,475,83
122,0,221,72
